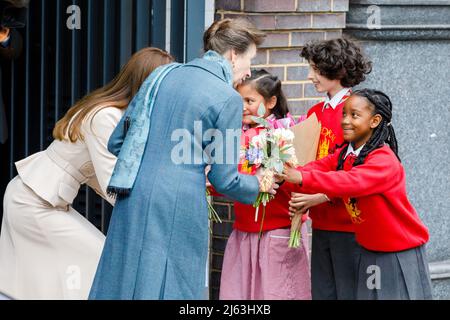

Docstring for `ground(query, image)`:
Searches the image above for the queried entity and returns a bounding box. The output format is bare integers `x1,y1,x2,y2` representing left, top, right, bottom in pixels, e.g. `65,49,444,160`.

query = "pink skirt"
219,224,311,300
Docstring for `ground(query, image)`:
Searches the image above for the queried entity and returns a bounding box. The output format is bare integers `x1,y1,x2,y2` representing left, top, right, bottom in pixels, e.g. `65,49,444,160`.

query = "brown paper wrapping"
290,113,322,166
288,113,322,247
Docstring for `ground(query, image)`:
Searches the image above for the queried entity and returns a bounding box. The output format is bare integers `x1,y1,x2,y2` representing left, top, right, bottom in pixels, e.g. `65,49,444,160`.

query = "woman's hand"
288,193,329,215
205,165,212,188
255,169,279,195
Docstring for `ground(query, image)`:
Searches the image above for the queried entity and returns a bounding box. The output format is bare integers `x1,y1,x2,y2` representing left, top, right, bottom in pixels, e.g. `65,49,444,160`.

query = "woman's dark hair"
203,18,266,55
301,38,372,88
337,89,400,171
242,69,289,119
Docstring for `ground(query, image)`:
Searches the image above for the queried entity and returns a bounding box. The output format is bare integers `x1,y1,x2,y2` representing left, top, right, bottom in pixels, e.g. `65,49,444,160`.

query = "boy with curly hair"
293,38,372,299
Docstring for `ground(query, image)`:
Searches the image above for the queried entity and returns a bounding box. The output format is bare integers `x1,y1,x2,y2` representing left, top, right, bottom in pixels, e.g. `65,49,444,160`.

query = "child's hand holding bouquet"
242,104,299,239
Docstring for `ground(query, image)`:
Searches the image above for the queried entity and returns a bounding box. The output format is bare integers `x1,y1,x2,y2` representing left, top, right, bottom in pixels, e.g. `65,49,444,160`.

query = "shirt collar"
345,143,365,158
323,88,351,111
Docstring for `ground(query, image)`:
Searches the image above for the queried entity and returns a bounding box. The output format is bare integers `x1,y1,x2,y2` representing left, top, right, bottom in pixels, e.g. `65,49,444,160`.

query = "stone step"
430,260,450,300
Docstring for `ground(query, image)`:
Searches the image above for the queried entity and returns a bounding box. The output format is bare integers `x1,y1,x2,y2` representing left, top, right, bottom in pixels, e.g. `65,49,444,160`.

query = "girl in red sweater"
301,39,372,300
283,89,432,300
219,69,311,300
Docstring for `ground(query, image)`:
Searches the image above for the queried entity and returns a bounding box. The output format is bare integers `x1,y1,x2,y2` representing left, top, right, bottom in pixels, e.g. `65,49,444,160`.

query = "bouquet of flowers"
241,104,299,240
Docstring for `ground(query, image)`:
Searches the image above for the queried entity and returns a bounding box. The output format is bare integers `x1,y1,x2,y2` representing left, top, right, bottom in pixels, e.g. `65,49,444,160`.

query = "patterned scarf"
107,51,233,197
202,50,233,86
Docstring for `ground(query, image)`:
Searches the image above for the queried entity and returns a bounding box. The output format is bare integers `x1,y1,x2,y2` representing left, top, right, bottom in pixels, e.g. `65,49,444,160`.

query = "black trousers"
311,229,360,300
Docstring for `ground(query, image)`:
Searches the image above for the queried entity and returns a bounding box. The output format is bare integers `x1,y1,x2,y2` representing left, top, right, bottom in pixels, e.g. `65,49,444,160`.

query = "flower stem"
206,188,222,235
258,204,267,241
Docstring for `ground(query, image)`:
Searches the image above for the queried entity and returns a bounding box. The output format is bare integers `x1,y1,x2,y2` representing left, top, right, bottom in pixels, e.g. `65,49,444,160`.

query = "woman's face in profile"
232,43,257,88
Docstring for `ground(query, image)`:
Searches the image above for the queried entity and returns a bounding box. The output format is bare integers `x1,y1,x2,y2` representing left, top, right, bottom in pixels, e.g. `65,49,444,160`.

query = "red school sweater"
297,145,429,252
235,127,307,233
233,183,303,233
210,127,307,233
306,95,355,232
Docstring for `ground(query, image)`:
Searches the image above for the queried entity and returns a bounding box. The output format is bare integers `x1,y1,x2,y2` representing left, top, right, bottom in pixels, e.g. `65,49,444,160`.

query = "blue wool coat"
89,57,260,300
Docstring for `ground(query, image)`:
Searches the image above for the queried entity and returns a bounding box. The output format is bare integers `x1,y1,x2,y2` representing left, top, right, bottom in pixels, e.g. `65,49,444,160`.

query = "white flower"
273,128,295,143
283,144,296,156
250,132,267,149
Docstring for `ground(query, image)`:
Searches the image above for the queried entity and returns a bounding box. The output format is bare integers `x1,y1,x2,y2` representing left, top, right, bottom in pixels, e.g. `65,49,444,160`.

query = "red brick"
244,0,296,12
332,0,349,12
282,83,302,99
215,0,242,11
252,49,268,65
259,32,290,48
248,15,277,29
261,66,285,81
212,237,228,253
297,0,331,12
212,202,231,220
223,14,276,30
286,65,309,81
211,253,224,270
287,100,318,115
212,221,234,237
312,13,346,29
269,49,302,64
291,31,325,46
275,14,312,29
325,30,343,40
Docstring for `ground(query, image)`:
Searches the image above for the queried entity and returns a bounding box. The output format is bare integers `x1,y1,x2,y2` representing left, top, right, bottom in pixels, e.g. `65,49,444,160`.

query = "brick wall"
209,0,350,300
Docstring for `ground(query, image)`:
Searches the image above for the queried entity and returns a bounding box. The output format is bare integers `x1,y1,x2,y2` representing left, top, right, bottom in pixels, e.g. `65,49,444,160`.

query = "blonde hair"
203,18,266,55
53,47,174,142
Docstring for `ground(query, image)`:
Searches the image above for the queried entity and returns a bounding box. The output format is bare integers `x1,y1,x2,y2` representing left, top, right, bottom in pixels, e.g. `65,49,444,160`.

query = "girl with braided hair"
298,38,372,300
282,89,432,299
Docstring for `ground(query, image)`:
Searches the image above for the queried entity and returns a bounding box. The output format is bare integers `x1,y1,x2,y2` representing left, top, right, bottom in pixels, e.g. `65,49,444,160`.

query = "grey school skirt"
356,244,433,300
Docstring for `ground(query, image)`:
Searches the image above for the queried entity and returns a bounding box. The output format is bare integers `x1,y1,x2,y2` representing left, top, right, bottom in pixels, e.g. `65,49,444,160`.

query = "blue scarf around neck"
107,51,233,197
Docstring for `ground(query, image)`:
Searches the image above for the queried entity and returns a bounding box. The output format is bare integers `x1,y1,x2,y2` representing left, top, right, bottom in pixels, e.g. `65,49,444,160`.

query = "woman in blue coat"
89,19,273,300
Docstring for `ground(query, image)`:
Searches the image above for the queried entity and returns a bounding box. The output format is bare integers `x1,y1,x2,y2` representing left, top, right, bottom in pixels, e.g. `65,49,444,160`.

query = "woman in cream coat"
0,47,174,300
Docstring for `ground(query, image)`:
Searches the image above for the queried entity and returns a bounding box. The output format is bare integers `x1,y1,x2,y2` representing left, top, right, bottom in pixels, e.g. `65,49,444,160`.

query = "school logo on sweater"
317,127,337,159
239,159,255,175
344,197,364,224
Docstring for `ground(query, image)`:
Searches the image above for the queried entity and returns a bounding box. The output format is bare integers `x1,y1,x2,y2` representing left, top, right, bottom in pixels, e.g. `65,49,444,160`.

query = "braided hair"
337,89,400,170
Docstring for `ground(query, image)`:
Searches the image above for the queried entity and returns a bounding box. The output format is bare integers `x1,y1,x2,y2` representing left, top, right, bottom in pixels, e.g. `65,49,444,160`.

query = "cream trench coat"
0,106,123,300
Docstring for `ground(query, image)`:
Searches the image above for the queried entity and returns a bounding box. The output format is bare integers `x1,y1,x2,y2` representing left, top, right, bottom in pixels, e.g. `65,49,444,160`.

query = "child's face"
341,95,382,149
307,62,343,96
238,83,275,127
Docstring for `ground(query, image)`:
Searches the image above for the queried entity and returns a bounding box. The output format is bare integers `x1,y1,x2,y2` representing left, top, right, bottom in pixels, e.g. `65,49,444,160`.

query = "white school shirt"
323,88,351,112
